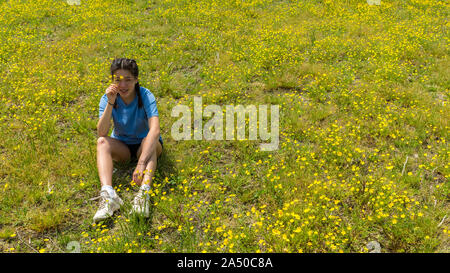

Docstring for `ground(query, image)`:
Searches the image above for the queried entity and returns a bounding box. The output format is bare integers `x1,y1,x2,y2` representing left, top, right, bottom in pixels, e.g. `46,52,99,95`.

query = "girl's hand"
132,163,146,185
106,84,119,104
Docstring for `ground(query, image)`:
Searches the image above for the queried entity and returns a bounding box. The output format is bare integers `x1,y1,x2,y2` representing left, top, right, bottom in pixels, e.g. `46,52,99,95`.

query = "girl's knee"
97,137,111,151
97,136,107,145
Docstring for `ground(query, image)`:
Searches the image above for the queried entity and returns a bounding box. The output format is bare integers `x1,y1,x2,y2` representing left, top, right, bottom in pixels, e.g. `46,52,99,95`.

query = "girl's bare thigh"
97,136,131,163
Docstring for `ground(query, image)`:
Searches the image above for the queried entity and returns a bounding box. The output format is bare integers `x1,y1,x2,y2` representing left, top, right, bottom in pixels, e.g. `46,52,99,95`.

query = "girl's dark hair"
110,58,143,108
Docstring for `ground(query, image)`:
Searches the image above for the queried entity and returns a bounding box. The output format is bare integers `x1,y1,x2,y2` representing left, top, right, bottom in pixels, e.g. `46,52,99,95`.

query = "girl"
93,58,163,222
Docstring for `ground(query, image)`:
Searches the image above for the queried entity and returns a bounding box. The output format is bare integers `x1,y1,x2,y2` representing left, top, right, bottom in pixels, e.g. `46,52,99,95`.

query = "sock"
140,183,151,193
101,185,117,198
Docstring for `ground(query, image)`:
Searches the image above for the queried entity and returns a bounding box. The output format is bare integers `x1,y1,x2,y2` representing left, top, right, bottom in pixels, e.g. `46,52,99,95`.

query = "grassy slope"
0,0,448,253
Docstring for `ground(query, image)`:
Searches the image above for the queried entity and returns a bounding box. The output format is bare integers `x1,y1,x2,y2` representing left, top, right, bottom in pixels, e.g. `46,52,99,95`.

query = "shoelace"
90,190,109,210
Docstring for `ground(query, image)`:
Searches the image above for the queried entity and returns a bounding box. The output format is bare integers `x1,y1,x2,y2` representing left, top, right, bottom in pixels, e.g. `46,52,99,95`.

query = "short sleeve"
99,94,108,118
142,88,159,118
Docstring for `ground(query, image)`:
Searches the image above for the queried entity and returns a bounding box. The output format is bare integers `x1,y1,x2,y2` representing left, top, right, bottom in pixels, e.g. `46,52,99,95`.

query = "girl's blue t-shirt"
99,86,163,145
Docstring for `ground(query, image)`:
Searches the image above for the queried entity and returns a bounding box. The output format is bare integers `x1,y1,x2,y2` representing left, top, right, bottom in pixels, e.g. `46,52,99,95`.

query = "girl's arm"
97,103,113,137
97,84,118,137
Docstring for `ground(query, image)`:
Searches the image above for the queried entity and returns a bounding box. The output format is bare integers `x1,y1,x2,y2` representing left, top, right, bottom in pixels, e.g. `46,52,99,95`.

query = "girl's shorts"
126,138,163,160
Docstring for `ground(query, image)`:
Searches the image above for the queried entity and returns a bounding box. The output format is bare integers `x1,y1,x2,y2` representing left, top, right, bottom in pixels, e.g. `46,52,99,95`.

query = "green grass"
0,0,448,253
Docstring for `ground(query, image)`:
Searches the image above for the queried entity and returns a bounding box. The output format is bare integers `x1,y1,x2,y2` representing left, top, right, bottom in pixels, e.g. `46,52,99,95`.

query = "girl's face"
112,69,138,100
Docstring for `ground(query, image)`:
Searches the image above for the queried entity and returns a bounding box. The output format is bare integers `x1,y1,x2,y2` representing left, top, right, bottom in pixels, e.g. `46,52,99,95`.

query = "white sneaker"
93,190,124,223
130,189,151,217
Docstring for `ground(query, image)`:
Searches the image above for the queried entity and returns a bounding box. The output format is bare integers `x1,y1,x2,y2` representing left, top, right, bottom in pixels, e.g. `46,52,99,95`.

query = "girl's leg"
96,136,131,186
130,138,162,217
135,137,163,187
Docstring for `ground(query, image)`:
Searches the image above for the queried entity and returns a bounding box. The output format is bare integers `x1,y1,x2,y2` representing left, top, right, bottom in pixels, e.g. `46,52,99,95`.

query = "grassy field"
0,0,448,253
